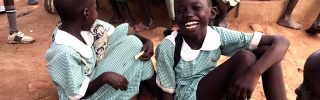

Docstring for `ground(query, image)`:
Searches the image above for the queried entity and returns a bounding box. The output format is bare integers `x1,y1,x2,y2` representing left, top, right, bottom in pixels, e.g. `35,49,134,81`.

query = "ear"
83,8,89,21
209,7,218,20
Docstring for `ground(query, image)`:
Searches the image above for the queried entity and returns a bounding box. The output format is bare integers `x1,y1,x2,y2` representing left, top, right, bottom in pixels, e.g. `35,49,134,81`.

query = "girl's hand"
227,70,260,100
139,40,154,61
102,72,129,91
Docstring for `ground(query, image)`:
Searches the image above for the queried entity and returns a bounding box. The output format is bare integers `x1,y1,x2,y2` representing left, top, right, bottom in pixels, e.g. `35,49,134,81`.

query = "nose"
183,8,194,18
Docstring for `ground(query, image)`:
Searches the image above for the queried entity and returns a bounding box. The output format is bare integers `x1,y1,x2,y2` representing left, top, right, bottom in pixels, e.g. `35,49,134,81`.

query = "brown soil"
0,0,319,100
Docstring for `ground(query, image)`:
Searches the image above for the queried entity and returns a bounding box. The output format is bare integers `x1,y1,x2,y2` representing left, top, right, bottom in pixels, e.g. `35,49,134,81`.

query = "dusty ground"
0,0,319,100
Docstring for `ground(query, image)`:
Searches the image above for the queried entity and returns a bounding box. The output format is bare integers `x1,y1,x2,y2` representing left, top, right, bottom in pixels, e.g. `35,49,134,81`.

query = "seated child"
156,0,290,100
295,50,320,100
46,0,160,99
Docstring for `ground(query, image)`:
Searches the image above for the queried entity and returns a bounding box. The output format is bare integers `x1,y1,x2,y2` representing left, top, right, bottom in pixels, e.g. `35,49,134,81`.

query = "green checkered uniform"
156,26,256,100
46,20,154,100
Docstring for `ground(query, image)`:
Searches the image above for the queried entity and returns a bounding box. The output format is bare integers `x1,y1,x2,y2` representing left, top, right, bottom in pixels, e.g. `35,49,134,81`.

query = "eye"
193,5,202,11
177,8,186,14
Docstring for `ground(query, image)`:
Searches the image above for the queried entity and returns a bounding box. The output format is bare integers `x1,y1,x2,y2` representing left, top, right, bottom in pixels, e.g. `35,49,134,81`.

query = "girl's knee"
253,46,270,58
234,50,257,66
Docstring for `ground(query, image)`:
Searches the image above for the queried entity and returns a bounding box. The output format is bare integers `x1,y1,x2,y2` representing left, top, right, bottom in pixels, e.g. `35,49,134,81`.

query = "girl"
46,0,160,99
156,0,290,99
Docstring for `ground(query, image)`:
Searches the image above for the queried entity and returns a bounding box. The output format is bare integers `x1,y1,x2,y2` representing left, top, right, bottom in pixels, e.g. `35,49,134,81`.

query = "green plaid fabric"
156,26,255,100
46,20,154,100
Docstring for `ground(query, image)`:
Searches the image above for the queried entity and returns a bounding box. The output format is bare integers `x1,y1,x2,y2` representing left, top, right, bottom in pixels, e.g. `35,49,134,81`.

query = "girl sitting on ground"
156,0,290,99
46,0,160,99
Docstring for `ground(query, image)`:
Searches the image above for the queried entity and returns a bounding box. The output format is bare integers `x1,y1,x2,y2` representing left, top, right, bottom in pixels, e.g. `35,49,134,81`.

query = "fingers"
247,89,252,99
234,87,241,100
122,81,128,91
124,78,129,85
118,85,125,91
228,87,248,100
139,49,154,61
240,89,246,100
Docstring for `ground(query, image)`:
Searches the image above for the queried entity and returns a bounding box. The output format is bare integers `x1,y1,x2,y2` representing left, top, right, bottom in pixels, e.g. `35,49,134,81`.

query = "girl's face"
82,0,98,31
174,0,215,36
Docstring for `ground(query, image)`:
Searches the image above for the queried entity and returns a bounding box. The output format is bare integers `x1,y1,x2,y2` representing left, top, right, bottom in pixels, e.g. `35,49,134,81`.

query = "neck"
183,30,207,50
60,21,86,44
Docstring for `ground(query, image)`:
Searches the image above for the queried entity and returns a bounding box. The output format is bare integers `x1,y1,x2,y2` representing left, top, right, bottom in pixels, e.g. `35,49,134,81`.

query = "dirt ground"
0,0,319,100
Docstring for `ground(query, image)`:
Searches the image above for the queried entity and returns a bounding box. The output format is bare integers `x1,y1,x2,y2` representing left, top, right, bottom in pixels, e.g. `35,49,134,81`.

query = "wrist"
248,67,261,77
99,72,109,84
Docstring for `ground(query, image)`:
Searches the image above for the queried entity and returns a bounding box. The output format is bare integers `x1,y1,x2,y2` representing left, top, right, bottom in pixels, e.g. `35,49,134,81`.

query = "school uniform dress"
46,20,154,100
155,26,262,100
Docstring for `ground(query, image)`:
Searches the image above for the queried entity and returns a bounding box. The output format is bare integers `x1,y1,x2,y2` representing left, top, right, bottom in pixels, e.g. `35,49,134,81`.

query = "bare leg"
108,0,126,24
139,0,154,27
277,0,302,30
197,46,286,99
138,74,162,100
252,46,286,100
120,2,136,26
306,13,320,35
197,50,257,99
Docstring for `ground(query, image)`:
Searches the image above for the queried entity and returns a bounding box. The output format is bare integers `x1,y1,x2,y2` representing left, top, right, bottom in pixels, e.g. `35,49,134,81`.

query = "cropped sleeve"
214,27,262,56
155,39,176,94
47,49,90,100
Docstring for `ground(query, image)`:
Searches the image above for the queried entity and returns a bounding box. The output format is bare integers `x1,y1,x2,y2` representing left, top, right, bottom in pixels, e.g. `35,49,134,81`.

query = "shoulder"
46,43,81,63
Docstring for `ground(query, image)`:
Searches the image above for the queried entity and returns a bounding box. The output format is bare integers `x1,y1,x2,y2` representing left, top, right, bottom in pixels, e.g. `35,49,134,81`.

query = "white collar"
54,29,94,58
165,26,221,61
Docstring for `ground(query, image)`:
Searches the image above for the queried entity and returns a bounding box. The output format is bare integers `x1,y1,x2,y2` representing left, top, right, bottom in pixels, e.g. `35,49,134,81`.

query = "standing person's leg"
165,0,178,30
252,46,287,100
277,0,302,30
139,0,155,27
108,0,126,24
119,2,136,26
4,0,35,44
306,13,320,35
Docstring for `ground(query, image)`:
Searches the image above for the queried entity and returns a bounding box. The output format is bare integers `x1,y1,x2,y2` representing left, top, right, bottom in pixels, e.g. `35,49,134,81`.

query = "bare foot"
108,15,126,24
277,18,302,30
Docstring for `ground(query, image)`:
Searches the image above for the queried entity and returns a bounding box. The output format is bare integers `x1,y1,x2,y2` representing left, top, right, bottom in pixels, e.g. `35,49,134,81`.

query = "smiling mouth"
185,21,199,29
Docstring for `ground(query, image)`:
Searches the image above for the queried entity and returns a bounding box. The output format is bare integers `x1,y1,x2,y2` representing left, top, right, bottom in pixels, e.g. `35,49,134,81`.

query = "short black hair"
54,0,90,22
174,0,212,7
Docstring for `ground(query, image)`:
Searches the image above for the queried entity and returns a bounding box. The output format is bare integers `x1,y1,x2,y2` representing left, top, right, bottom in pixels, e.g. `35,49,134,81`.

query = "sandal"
44,0,56,14
306,28,320,36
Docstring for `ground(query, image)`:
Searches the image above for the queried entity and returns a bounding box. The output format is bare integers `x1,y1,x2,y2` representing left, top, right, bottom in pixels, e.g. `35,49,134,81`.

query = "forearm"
82,74,106,98
250,36,290,75
135,33,149,44
162,92,174,100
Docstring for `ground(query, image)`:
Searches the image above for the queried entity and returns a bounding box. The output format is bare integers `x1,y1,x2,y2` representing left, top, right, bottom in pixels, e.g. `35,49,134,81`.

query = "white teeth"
185,21,198,25
186,25,197,29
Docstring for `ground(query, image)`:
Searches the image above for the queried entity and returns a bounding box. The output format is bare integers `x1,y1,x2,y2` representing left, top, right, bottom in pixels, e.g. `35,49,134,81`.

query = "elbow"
274,35,290,48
